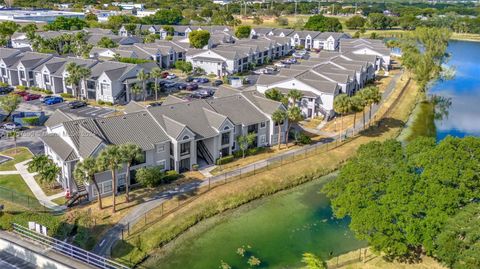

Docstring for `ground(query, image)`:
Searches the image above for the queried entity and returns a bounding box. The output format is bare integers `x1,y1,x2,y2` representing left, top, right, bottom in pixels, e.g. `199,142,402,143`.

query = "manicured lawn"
52,196,67,206
34,175,63,196
0,174,34,197
0,147,33,171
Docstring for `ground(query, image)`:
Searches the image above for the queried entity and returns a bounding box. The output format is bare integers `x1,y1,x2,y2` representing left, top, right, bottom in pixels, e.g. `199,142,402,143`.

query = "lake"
145,174,365,269
403,40,480,141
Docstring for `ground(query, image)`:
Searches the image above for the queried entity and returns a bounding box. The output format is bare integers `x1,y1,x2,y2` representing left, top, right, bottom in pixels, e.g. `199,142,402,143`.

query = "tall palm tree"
97,145,123,213
349,95,364,135
285,106,303,148
287,89,303,107
8,130,18,154
357,89,370,130
130,84,142,101
74,157,103,209
333,94,351,141
137,69,149,101
364,86,382,126
272,109,287,149
119,143,143,203
150,67,162,101
78,66,91,101
65,62,81,100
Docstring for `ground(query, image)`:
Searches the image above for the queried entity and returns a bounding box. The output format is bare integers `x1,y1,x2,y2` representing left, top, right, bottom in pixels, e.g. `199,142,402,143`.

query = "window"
260,135,266,144
87,80,95,89
118,174,126,187
103,181,113,193
221,132,230,145
43,74,50,84
156,160,166,170
180,142,190,156
20,70,25,79
1,68,6,77
132,151,146,166
157,144,165,153
170,142,174,156
248,124,258,133
100,83,109,95
260,122,266,129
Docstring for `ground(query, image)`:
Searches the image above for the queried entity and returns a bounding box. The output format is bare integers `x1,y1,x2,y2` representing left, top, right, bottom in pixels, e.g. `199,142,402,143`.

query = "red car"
23,93,41,101
14,91,29,97
161,71,169,78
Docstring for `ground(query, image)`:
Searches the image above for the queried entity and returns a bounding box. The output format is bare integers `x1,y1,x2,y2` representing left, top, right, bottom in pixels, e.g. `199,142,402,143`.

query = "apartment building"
40,87,286,200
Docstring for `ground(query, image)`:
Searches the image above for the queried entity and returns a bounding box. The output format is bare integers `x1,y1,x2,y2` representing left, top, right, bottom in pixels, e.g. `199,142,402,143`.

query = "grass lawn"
300,116,324,129
327,248,445,269
0,147,33,171
112,70,420,266
52,196,67,206
0,174,43,210
0,174,34,197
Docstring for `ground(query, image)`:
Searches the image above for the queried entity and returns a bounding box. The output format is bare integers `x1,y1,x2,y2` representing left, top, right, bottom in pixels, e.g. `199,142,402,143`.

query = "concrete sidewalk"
0,171,20,175
14,160,66,211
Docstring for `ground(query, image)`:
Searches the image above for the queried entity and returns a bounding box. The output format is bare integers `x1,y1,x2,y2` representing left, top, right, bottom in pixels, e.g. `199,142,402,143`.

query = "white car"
1,122,22,130
274,63,287,68
166,74,177,79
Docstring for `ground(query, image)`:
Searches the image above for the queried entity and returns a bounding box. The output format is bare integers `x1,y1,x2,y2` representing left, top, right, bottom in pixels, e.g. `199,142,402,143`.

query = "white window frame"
156,159,166,171
260,122,266,129
260,135,266,145
157,144,165,153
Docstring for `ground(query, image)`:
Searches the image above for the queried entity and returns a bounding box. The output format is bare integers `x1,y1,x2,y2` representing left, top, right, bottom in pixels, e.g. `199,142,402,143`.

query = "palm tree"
333,94,351,141
27,154,49,173
364,87,382,126
74,157,103,209
285,106,303,148
65,62,81,99
97,145,123,213
349,95,365,135
119,143,143,203
357,89,370,130
78,66,91,101
287,89,303,107
272,109,287,149
7,130,18,154
137,69,149,101
130,84,142,101
150,67,162,101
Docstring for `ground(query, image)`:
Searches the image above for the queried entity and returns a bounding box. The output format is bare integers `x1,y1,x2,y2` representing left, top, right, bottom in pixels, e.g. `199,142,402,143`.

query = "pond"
402,40,480,141
145,174,365,269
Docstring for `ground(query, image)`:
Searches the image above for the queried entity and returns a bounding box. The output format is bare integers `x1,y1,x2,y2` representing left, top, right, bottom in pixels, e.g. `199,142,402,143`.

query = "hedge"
60,93,74,98
216,155,234,165
22,116,40,126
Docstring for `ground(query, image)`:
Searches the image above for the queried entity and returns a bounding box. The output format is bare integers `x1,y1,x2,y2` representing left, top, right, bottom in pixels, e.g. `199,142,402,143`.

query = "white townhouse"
340,38,392,70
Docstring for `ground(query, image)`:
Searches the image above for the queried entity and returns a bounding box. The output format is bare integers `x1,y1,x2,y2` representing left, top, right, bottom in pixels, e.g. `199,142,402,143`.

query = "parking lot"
23,99,115,118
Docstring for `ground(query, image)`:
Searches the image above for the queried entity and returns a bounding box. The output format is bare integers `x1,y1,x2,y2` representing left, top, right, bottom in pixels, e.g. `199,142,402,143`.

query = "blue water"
430,40,480,140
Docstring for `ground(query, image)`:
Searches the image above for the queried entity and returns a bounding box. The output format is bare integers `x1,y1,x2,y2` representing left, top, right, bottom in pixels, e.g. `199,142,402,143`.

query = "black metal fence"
0,185,51,212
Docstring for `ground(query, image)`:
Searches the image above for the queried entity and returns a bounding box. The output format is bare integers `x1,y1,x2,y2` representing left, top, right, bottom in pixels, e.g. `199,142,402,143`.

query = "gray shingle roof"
40,134,78,162
207,95,268,126
45,109,73,128
124,101,146,114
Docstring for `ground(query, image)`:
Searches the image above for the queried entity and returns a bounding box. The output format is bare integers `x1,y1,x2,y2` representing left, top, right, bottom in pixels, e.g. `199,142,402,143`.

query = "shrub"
16,85,27,91
97,100,105,105
30,86,45,92
192,164,199,171
162,170,180,183
0,212,63,237
297,133,312,145
104,101,113,106
22,116,40,126
44,90,53,94
136,166,163,187
0,81,8,87
216,155,234,165
60,93,73,98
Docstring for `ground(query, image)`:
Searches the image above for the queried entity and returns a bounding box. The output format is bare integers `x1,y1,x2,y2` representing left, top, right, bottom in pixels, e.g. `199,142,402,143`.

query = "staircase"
67,181,88,208
197,140,214,165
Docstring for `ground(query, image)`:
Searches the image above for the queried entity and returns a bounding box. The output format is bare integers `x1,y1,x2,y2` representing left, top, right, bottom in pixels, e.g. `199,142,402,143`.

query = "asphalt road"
22,99,115,118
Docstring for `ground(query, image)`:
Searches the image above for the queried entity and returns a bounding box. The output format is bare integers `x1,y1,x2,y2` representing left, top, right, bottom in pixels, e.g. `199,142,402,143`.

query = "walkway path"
14,160,66,211
93,69,405,257
0,171,20,175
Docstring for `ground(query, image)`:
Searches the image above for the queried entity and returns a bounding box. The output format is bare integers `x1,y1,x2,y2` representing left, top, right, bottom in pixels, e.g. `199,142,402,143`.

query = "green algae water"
144,174,365,269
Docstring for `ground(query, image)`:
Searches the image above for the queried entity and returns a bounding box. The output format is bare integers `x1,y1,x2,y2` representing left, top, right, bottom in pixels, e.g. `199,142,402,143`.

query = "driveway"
0,127,45,155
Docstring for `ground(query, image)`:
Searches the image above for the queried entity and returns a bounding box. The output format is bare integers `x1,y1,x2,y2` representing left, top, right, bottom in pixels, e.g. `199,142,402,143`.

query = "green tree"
333,94,351,141
285,106,303,147
119,143,144,203
349,95,365,134
362,87,381,126
174,61,193,74
287,89,303,107
65,62,82,99
0,21,19,46
143,9,183,25
143,34,157,43
37,160,60,187
189,30,210,48
301,253,327,269
357,89,370,129
435,203,480,269
236,132,257,158
0,95,21,122
74,157,103,209
265,88,284,102
235,25,252,39
252,16,263,25
275,17,289,26
44,17,87,31
130,84,142,101
150,67,162,101
97,37,118,48
97,145,123,213
27,155,50,173
345,15,366,30
399,14,418,30
323,137,480,261
85,13,98,21
20,23,37,34
137,69,149,101
272,109,287,149
304,15,342,32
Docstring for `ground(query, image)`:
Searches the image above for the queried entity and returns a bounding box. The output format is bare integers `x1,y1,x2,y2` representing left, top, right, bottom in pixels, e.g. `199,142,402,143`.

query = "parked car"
161,72,169,78
23,93,41,101
193,77,209,83
1,122,22,130
14,91,29,97
68,100,87,109
185,83,199,91
212,80,223,86
40,95,54,103
176,82,188,90
198,88,215,97
44,96,63,105
274,63,287,68
185,76,194,82
148,102,162,107
0,86,13,95
166,74,177,79
164,81,177,88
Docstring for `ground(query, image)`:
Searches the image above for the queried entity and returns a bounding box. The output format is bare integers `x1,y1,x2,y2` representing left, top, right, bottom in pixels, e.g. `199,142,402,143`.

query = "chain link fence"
0,185,51,212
